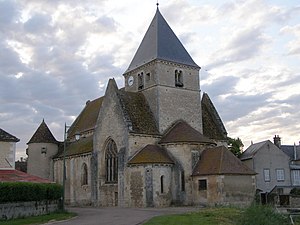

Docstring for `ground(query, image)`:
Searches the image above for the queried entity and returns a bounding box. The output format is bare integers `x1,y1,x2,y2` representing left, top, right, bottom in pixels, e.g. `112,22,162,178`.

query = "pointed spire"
27,120,58,144
125,8,199,73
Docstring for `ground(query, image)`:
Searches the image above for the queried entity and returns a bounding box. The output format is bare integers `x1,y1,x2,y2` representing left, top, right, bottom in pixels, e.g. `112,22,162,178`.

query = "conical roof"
192,146,256,176
125,8,199,73
128,144,174,165
159,120,216,145
27,120,58,144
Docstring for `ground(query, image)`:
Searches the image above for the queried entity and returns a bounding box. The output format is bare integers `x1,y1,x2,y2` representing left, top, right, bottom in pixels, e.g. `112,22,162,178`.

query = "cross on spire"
156,0,159,7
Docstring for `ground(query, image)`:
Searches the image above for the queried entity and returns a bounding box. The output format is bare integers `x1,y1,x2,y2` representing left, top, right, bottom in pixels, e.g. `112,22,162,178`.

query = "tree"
227,137,244,157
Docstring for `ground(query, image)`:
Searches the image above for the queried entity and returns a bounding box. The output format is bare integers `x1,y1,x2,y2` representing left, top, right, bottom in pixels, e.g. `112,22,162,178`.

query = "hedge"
0,182,62,203
290,188,300,196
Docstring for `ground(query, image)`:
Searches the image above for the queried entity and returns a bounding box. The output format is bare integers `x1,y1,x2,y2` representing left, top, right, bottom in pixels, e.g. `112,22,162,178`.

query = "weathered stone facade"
27,8,256,208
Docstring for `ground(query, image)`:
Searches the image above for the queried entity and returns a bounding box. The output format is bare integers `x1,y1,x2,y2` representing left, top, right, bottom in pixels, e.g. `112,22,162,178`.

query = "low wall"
0,200,59,220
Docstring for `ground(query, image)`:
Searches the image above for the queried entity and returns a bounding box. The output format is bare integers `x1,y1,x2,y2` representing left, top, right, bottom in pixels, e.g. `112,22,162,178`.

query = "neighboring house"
0,128,19,170
240,136,300,203
274,135,300,187
27,7,256,207
0,128,50,183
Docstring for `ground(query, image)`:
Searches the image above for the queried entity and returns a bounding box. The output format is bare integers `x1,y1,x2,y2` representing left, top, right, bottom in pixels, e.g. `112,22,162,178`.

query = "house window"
175,70,183,87
198,179,207,191
160,175,164,193
276,169,285,181
264,169,270,182
292,170,300,185
138,72,144,90
181,171,185,192
105,139,118,183
81,163,88,185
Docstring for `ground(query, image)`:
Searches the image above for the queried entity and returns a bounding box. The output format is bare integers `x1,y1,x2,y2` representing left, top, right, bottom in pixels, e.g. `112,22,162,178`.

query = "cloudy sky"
1,0,300,159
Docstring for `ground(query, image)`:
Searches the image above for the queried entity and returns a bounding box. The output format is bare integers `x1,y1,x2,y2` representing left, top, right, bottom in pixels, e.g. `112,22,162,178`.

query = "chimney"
274,135,281,148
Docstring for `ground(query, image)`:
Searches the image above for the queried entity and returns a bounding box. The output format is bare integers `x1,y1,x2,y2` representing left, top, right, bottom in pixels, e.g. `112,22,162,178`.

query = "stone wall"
0,200,59,220
192,175,255,207
27,142,58,180
53,153,92,206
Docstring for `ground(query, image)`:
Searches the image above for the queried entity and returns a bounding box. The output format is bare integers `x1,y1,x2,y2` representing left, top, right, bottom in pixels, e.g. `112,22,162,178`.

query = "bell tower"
123,7,202,134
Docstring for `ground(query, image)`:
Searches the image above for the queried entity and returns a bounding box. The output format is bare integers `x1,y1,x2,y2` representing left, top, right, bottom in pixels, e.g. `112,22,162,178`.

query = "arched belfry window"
81,163,88,185
138,72,144,90
105,139,118,183
175,70,183,87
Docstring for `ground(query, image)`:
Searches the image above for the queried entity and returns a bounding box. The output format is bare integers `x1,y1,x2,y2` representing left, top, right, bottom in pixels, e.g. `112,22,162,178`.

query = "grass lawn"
144,205,291,225
0,211,76,225
144,207,241,225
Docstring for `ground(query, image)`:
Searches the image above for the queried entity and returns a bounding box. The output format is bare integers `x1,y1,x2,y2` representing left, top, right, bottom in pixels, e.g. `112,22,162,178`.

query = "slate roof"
159,120,216,145
0,170,53,183
0,128,19,142
239,141,269,160
125,8,199,73
27,120,58,144
201,93,227,141
127,144,174,165
118,89,159,135
55,135,93,158
192,146,256,176
281,145,300,160
68,97,103,138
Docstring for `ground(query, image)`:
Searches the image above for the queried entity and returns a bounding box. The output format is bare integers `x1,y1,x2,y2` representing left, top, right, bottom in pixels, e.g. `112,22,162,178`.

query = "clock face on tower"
128,76,134,86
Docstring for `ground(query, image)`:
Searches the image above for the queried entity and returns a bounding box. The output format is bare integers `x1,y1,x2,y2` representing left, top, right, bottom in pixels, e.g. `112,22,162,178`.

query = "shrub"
0,182,62,203
290,188,300,196
237,204,289,225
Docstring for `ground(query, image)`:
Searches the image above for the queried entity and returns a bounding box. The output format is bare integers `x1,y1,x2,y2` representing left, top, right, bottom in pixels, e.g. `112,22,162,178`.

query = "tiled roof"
27,120,58,144
201,93,227,141
0,128,19,142
239,141,269,160
55,135,93,158
128,144,174,165
192,146,256,176
159,120,216,145
118,89,159,135
0,170,52,183
68,97,103,138
125,8,199,73
281,145,300,160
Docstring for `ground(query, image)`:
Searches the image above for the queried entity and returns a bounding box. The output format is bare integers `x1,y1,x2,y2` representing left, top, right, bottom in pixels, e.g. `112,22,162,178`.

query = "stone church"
27,7,256,207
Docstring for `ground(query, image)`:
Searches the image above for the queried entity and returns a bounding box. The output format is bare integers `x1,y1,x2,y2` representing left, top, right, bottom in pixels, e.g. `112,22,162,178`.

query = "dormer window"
175,70,183,87
138,72,144,90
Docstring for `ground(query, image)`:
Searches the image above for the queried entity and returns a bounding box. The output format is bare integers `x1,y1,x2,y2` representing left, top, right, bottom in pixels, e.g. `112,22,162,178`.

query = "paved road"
46,207,202,225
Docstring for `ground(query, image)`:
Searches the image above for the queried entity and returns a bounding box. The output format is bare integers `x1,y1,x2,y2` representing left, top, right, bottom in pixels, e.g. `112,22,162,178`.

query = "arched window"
105,139,118,183
175,70,183,87
138,72,144,90
181,171,185,192
81,163,88,185
160,175,164,193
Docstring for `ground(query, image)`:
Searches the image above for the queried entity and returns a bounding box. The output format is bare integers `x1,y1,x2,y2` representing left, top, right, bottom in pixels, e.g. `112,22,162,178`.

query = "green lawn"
144,208,241,225
144,205,291,225
0,211,76,225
